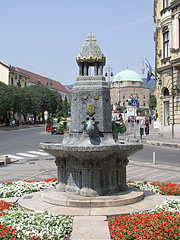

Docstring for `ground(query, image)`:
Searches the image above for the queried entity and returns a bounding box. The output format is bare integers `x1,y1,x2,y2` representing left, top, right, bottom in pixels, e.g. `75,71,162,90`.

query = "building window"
137,96,139,99
17,80,21,88
123,102,125,107
11,78,14,85
163,0,169,8
24,82,27,88
123,96,125,99
143,95,145,99
163,31,169,58
143,102,146,106
164,88,169,96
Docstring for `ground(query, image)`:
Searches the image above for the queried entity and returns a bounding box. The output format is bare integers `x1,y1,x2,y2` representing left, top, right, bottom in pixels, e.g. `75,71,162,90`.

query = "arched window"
164,88,169,96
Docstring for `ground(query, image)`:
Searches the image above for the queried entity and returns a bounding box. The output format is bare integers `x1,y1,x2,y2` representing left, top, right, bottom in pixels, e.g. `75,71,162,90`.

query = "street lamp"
105,64,113,88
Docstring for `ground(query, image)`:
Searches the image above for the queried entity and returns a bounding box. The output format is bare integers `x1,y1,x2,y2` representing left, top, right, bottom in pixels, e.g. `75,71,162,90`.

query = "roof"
0,61,10,69
112,69,143,83
16,67,71,94
152,90,157,96
0,61,71,94
76,33,106,64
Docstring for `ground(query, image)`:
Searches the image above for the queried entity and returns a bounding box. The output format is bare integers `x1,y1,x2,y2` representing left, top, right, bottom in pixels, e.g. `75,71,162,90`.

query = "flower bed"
109,211,180,239
0,178,58,198
0,201,73,240
0,179,73,239
127,180,180,196
109,181,180,239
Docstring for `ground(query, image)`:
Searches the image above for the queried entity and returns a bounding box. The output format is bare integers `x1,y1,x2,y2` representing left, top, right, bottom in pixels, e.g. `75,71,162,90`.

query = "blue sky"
0,0,155,85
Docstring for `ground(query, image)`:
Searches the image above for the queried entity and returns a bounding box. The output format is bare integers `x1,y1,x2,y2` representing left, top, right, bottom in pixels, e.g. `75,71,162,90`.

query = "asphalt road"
0,126,179,183
0,126,63,155
0,126,179,166
129,144,180,167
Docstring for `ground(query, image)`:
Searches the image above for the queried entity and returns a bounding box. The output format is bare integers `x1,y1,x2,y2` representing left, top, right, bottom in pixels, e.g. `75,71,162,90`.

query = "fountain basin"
41,187,144,208
40,141,143,197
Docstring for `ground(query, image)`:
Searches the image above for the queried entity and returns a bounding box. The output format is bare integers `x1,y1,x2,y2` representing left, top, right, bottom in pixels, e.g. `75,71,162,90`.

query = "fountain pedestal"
40,33,143,206
40,138,142,197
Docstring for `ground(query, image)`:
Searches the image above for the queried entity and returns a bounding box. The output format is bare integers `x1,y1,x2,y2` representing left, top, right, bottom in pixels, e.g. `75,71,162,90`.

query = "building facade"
0,62,30,88
154,0,180,139
110,69,150,108
0,61,71,102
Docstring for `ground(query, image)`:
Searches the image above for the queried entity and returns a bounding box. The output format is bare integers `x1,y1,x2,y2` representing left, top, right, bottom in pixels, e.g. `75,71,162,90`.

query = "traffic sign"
128,107,133,112
131,99,138,107
131,93,138,99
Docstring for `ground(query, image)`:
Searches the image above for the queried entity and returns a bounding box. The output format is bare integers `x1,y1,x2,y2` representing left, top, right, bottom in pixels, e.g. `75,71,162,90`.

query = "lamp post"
105,64,113,88
118,81,120,107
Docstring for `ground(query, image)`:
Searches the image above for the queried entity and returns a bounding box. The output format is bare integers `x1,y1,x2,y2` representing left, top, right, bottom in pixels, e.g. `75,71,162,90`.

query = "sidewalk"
125,127,180,149
0,124,43,133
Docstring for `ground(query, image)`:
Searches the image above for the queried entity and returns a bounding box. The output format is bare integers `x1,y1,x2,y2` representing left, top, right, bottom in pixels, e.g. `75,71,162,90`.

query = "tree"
0,82,66,124
0,82,16,125
62,96,69,118
149,95,157,109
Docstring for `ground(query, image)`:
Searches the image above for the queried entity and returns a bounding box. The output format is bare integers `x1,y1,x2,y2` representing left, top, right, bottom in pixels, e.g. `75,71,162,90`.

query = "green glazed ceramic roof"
76,33,106,64
112,69,143,83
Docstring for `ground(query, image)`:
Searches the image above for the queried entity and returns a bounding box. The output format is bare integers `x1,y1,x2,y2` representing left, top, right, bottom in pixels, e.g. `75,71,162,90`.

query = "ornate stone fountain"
40,33,143,207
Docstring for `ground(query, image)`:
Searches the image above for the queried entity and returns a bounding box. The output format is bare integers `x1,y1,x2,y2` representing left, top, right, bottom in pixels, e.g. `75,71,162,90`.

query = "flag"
145,58,155,82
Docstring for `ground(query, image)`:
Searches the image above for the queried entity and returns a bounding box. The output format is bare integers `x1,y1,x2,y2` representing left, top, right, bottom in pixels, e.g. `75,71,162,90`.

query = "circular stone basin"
39,142,143,160
40,141,143,197
41,187,144,208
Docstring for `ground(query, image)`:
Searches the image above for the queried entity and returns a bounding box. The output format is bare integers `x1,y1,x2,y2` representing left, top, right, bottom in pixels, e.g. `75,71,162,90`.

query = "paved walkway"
71,216,110,240
0,124,43,133
125,127,180,148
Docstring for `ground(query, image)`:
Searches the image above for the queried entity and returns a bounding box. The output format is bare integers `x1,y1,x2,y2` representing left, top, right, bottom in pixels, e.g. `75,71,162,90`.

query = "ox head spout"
82,117,99,136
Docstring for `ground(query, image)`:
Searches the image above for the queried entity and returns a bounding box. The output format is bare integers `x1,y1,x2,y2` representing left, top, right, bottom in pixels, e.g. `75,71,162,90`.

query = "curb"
127,138,180,149
142,140,180,149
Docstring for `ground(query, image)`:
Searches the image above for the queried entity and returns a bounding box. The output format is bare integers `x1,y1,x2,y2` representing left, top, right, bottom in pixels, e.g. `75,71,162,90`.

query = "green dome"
112,69,143,83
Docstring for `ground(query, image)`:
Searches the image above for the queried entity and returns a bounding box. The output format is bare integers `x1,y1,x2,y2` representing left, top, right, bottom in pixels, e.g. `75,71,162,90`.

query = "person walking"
145,117,149,135
149,116,152,124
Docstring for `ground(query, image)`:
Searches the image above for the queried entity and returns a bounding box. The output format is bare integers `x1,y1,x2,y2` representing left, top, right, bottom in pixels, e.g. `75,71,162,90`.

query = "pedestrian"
149,116,151,124
119,114,123,122
12,119,15,127
145,117,149,135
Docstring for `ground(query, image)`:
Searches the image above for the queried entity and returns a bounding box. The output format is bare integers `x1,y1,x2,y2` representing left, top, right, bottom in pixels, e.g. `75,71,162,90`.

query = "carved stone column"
55,157,66,192
79,63,83,76
99,63,103,76
84,63,88,76
94,63,98,76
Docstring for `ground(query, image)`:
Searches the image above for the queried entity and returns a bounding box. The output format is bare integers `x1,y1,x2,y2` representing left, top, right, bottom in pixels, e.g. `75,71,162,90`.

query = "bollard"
5,156,10,164
152,152,156,165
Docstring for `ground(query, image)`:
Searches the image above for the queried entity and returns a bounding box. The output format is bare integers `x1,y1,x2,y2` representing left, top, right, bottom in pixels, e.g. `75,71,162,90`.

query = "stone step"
41,187,144,208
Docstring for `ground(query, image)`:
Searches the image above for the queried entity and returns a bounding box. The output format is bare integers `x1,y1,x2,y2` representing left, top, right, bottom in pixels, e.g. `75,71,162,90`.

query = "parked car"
128,116,136,123
51,123,59,134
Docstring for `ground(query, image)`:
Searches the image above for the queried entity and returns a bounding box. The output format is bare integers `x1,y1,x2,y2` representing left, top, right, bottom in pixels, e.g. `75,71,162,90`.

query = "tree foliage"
0,82,68,124
149,95,157,109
